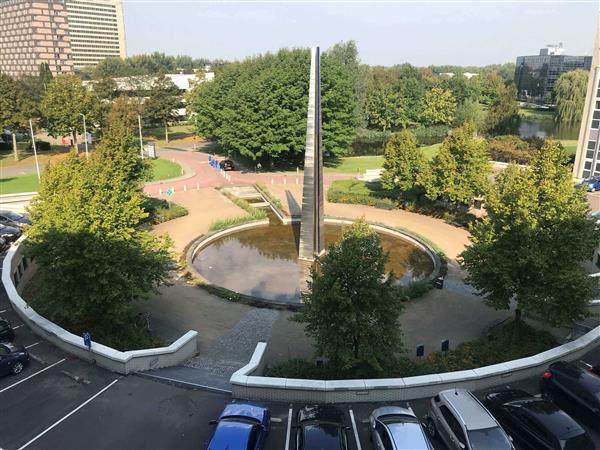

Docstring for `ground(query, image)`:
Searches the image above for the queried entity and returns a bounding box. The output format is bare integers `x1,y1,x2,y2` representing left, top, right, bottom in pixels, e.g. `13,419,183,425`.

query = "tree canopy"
554,69,588,126
189,46,357,162
460,140,599,326
25,124,173,349
294,219,403,375
381,129,426,193
420,87,457,126
484,83,521,136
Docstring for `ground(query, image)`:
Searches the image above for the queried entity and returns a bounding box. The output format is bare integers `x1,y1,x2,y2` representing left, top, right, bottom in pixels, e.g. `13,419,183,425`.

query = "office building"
515,44,591,102
0,0,126,77
0,0,73,77
65,0,126,69
574,17,600,181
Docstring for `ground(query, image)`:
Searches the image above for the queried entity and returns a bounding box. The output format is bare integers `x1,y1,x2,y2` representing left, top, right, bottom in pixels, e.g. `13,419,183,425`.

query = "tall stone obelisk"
298,47,324,261
573,13,600,180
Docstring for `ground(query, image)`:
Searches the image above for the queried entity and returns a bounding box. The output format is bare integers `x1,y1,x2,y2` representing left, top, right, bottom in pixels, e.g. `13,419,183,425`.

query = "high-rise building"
514,45,591,102
0,0,126,77
573,17,600,181
0,0,73,77
65,0,126,70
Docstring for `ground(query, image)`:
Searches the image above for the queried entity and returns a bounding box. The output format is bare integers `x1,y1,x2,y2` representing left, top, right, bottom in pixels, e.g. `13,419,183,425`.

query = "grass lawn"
144,124,198,148
324,155,383,173
0,147,70,169
560,139,577,156
0,173,39,195
150,158,182,181
519,107,555,120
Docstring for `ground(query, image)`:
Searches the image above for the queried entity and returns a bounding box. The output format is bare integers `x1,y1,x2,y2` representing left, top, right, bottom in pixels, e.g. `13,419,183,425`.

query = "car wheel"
11,361,23,375
425,417,437,439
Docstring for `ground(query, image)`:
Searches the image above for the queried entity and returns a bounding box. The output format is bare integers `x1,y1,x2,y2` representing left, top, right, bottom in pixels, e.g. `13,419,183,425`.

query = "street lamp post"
80,113,89,158
138,114,144,160
28,119,41,181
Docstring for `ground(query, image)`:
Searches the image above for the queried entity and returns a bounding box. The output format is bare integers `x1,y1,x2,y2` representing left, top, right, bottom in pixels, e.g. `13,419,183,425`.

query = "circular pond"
192,218,435,303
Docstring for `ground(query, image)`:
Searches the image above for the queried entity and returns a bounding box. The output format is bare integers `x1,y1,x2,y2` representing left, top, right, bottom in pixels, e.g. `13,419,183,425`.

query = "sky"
122,0,599,67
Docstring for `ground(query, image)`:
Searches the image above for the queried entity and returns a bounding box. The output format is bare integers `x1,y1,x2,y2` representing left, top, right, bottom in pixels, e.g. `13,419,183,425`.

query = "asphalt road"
1,256,599,449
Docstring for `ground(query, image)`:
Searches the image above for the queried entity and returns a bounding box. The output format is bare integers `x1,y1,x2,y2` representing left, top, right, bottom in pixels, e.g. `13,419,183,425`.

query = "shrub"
395,278,433,301
143,197,188,224
487,135,533,164
27,140,51,152
351,129,392,156
327,180,397,209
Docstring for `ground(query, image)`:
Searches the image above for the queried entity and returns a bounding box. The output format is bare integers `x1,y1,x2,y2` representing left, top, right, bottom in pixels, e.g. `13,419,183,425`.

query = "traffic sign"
166,187,174,197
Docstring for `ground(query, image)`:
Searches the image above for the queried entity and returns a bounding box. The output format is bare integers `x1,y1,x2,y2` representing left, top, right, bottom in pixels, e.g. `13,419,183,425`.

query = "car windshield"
563,432,595,450
2,211,22,220
303,424,342,450
386,421,430,448
467,427,512,450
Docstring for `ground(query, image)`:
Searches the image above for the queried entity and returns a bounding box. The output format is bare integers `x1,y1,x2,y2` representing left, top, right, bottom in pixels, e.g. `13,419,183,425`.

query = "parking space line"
285,406,293,450
0,309,7,313
17,378,120,450
0,358,66,394
25,342,41,349
12,325,23,329
348,408,363,450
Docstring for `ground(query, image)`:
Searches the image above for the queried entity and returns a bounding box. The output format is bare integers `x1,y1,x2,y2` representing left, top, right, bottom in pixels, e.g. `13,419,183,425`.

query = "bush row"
143,197,188,225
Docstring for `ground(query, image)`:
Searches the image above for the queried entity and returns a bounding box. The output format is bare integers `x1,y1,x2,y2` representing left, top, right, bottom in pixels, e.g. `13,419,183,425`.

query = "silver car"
425,389,513,450
370,406,434,450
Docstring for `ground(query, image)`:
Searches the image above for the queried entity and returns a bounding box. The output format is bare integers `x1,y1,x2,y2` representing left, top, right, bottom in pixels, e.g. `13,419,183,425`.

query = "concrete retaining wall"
231,324,600,403
2,237,198,374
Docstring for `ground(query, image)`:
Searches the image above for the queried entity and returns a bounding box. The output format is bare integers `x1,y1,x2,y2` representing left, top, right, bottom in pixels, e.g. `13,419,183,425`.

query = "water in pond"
519,119,579,140
193,219,434,303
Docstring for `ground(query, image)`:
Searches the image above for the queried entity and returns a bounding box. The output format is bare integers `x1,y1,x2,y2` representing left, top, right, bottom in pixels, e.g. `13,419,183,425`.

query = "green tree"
420,87,457,126
0,73,38,160
460,140,599,326
108,94,144,134
142,73,181,143
454,98,485,131
484,83,521,136
381,130,426,193
294,219,403,375
25,125,172,349
554,70,588,126
40,74,98,147
421,122,490,205
365,85,406,131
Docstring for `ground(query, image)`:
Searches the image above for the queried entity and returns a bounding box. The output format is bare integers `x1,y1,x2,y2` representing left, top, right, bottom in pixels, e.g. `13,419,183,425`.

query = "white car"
370,405,434,450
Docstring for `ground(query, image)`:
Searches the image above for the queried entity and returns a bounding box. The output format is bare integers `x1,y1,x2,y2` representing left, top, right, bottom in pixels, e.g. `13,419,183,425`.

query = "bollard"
283,176,287,185
184,184,187,192
296,177,299,185
159,188,162,195
271,178,274,185
181,168,184,175
196,183,200,190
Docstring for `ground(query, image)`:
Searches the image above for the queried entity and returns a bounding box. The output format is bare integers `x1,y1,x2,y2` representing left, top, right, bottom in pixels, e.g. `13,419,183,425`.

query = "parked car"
206,401,270,450
370,405,434,450
425,389,513,450
0,319,15,343
579,177,600,192
0,210,31,228
483,388,594,450
296,405,349,450
0,223,21,243
0,343,29,376
220,159,235,171
540,361,600,427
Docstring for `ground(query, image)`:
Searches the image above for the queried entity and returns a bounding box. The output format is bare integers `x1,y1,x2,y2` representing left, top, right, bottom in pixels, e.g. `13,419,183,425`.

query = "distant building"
65,0,126,70
0,0,126,77
0,0,73,77
515,44,591,102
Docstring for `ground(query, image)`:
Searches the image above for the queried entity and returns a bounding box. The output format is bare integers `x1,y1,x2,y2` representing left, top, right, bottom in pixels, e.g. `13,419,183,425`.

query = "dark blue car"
579,177,600,192
207,402,270,450
0,343,29,376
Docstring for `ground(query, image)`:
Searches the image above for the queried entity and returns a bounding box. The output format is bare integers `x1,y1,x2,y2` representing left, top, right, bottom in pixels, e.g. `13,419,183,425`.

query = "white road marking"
0,358,66,394
12,324,23,329
0,309,8,313
284,406,293,450
349,408,363,450
18,378,120,450
25,342,41,349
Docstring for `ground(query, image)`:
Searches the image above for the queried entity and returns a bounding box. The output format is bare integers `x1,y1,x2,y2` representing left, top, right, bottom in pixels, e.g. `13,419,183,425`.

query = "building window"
583,170,591,178
593,120,600,129
585,161,592,170
587,150,595,159
588,140,597,150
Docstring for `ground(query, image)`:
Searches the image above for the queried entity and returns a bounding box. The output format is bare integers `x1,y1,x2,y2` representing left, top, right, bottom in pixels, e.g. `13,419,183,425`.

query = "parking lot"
1,266,600,449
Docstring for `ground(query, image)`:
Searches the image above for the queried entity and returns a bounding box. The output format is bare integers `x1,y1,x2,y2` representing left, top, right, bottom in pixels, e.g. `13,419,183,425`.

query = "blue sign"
83,332,92,349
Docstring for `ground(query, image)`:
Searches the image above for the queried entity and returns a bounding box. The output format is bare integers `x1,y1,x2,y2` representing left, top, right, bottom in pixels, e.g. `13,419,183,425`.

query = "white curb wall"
2,237,198,374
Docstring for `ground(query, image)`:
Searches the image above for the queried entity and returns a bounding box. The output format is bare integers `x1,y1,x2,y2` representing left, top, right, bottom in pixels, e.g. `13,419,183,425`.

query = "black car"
0,343,29,376
220,159,234,171
296,405,349,450
0,223,21,243
484,388,594,450
540,361,600,429
0,319,15,343
0,210,31,228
